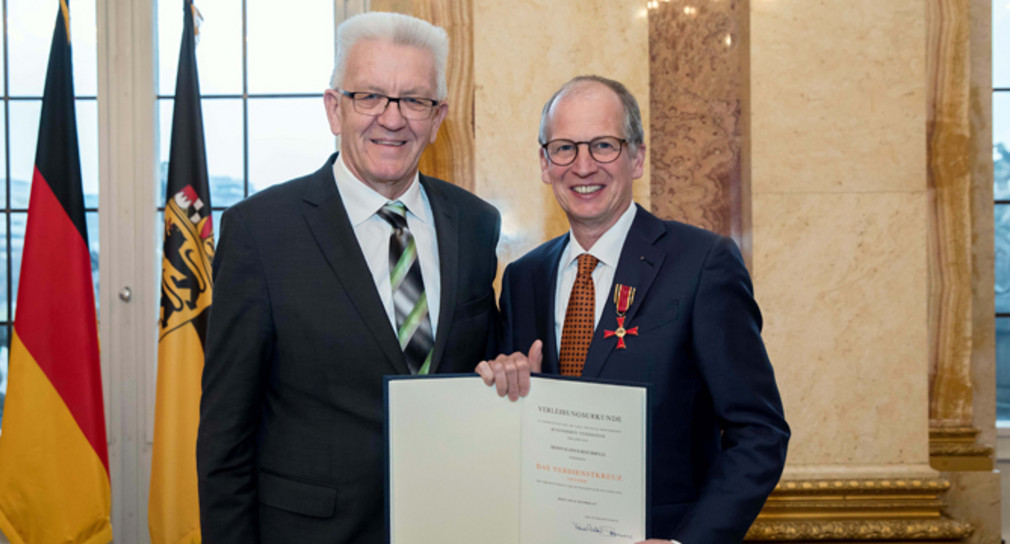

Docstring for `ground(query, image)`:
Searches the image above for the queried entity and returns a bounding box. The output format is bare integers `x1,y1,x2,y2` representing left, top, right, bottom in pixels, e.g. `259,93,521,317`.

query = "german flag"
0,2,113,543
148,1,213,542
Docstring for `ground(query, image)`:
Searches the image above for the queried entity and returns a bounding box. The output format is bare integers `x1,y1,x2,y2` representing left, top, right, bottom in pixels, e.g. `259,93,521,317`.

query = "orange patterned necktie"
559,253,599,376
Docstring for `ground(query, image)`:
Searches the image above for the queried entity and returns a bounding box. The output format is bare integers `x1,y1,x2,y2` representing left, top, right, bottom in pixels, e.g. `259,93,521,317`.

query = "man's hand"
474,340,544,401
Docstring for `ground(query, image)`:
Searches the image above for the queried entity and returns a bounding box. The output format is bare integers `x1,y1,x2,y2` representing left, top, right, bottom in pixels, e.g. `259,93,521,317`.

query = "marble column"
747,0,973,539
926,1,999,542
649,0,749,257
370,0,475,192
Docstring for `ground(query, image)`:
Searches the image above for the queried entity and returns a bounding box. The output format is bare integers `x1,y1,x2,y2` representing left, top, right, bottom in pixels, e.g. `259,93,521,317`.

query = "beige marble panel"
753,192,930,468
750,0,926,195
473,0,650,268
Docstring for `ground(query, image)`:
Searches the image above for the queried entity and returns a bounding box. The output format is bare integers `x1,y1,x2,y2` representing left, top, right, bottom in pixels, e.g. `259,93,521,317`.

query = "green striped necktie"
377,201,434,374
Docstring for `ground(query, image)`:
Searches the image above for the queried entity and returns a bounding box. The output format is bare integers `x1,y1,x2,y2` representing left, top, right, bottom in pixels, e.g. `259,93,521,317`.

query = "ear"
540,148,552,185
323,89,342,136
428,102,450,144
631,142,646,180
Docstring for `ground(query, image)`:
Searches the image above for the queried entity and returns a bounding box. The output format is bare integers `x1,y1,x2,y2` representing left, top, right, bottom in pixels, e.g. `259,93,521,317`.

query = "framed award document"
385,375,649,544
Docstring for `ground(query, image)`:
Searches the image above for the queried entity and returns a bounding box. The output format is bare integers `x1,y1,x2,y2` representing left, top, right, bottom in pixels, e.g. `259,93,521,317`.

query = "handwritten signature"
572,522,632,539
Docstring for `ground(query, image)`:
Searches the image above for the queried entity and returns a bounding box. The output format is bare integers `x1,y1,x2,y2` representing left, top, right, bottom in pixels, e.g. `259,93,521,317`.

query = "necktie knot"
378,201,408,231
576,253,599,279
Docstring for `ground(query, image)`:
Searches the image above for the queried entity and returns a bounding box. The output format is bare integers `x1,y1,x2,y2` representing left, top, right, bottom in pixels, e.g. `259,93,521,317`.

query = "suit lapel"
301,154,409,374
537,236,569,375
421,176,458,374
581,206,666,378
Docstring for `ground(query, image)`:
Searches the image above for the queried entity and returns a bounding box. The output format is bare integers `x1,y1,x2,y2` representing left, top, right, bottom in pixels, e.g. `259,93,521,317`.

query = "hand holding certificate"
386,375,648,544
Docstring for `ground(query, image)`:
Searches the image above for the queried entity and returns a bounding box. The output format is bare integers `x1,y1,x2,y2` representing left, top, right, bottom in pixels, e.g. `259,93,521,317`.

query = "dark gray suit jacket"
197,154,501,543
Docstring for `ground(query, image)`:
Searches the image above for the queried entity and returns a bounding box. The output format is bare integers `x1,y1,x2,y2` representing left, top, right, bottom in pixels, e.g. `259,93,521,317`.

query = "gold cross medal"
604,283,638,349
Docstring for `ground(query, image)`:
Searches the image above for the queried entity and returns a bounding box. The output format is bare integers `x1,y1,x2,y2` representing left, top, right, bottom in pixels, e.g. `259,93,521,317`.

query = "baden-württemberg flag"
0,1,113,543
148,1,214,542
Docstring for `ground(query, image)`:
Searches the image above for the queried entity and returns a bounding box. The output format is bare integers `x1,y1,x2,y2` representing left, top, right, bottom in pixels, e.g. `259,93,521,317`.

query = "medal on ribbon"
604,284,638,349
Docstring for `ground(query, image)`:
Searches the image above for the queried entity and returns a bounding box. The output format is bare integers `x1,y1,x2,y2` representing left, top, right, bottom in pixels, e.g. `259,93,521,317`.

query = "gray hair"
538,75,644,153
330,12,449,100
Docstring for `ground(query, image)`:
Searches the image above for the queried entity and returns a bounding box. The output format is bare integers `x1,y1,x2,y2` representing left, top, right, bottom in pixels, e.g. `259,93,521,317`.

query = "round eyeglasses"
541,136,627,166
338,89,440,120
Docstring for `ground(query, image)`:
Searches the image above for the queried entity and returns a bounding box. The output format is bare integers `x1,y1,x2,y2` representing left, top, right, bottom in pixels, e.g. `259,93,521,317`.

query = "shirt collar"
561,202,638,270
332,153,429,226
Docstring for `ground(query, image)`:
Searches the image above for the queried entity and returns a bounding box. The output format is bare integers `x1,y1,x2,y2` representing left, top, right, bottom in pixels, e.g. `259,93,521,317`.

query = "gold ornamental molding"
929,426,994,471
747,519,974,541
745,478,974,542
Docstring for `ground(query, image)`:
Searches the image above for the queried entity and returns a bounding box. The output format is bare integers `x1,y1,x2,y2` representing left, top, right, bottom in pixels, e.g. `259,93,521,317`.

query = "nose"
376,100,408,130
570,143,599,177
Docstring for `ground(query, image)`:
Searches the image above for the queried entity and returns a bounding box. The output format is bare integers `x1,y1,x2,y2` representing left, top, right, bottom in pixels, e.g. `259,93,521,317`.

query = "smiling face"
323,38,448,200
540,82,645,246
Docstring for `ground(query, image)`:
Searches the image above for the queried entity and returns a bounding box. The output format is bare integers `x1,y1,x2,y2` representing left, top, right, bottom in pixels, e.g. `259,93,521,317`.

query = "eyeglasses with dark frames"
338,89,440,120
541,136,627,166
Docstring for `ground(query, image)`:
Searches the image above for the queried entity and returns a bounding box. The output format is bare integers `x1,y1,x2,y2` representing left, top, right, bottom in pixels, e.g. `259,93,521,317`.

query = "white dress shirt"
553,202,638,356
332,155,441,338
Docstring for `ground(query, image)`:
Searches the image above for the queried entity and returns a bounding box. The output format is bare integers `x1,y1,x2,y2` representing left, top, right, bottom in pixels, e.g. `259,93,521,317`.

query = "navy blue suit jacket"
499,205,789,543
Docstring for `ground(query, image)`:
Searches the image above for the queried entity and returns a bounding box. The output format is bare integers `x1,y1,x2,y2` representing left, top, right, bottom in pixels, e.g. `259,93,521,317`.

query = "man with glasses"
477,75,789,542
198,12,500,544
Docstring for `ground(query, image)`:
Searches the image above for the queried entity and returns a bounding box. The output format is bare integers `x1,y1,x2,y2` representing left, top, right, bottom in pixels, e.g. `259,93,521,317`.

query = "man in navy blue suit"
477,75,789,543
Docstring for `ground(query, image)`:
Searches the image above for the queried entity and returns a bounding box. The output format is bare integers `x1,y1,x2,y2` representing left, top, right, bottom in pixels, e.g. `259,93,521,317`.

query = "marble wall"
396,0,997,537
750,0,933,476
472,0,650,270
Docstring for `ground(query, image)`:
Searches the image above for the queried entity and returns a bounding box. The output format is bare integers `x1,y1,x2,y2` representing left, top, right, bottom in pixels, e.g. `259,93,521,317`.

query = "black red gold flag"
0,1,113,542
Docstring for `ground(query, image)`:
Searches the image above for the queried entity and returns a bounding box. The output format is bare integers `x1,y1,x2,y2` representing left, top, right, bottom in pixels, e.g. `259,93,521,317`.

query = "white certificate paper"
386,375,648,544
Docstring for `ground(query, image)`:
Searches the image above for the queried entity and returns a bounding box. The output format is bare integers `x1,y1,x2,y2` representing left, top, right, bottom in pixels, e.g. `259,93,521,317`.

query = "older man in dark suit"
197,12,500,544
478,75,789,543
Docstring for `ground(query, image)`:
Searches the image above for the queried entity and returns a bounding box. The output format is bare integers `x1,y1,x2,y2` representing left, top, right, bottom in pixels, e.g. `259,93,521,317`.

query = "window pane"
997,92,1010,200
8,0,52,96
0,219,7,322
997,205,1010,313
0,219,6,322
247,98,335,193
212,210,223,237
9,100,42,210
0,107,6,209
0,8,5,93
159,98,245,208
246,0,333,94
996,0,1010,88
7,0,96,96
998,318,1010,420
78,100,99,209
158,0,243,95
71,0,98,96
10,214,25,317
